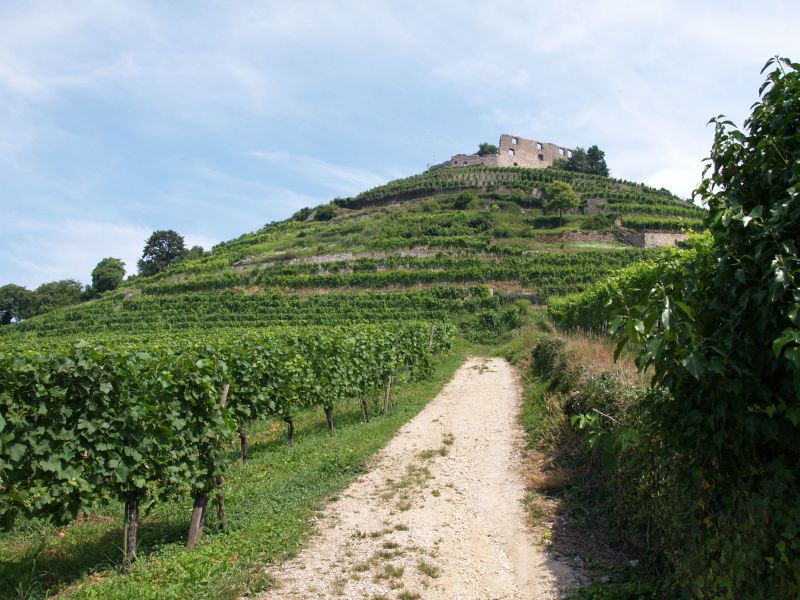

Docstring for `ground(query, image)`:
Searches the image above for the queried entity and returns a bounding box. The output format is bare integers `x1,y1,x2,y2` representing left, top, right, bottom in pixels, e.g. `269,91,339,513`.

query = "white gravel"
257,357,581,599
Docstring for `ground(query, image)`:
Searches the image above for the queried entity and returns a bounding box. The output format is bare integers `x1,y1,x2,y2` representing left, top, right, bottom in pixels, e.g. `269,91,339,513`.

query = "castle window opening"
463,161,468,166
508,148,515,156
513,162,518,166
511,137,519,144
537,154,544,161
536,142,543,150
567,150,573,158
559,148,565,156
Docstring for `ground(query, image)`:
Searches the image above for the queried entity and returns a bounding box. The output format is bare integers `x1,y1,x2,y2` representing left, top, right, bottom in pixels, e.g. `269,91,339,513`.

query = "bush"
608,57,800,597
580,214,613,230
314,205,337,221
453,190,478,209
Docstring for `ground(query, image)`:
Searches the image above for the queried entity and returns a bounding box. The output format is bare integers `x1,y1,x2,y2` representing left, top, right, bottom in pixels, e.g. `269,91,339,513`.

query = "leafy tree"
0,284,36,324
34,279,82,313
558,145,609,176
614,57,800,596
586,145,609,176
186,246,206,260
137,230,188,276
565,147,589,172
314,205,337,221
477,142,498,156
544,181,579,223
91,257,126,294
292,207,312,221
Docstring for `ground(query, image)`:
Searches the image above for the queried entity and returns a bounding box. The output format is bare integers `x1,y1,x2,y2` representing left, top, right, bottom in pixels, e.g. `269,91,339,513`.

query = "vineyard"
0,323,453,572
0,161,706,598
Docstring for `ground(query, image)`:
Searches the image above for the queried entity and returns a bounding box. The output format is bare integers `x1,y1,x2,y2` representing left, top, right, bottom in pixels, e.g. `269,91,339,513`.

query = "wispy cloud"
248,151,386,196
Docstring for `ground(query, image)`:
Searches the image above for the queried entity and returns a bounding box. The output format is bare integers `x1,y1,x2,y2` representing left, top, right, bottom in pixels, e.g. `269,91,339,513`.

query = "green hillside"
3,165,702,341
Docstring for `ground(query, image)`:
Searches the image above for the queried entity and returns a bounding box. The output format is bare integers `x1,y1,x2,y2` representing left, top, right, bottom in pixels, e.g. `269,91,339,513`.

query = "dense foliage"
544,180,580,221
551,58,800,597
137,230,188,276
90,257,126,295
0,322,453,565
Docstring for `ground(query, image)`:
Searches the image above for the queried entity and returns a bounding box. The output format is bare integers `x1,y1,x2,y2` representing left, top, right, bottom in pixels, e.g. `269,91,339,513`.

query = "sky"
1,1,799,289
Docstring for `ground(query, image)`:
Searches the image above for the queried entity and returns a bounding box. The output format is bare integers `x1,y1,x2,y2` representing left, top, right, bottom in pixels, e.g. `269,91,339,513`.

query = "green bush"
585,57,800,597
453,190,478,209
580,214,613,230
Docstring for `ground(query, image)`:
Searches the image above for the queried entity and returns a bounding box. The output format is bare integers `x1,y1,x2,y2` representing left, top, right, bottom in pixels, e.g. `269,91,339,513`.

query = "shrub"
453,190,478,209
314,205,337,221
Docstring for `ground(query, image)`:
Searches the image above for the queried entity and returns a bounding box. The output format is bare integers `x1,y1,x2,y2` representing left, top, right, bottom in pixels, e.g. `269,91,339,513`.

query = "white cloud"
0,217,215,289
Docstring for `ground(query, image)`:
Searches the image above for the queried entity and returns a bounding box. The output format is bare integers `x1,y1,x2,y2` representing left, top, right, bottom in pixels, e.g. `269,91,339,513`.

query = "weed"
417,559,440,578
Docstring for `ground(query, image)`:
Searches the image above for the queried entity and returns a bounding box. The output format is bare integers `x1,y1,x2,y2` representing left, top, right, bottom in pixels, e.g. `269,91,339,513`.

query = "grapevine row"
0,322,453,567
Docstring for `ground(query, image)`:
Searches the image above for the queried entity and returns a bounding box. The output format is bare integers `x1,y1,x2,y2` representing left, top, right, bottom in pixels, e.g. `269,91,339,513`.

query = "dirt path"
258,357,581,599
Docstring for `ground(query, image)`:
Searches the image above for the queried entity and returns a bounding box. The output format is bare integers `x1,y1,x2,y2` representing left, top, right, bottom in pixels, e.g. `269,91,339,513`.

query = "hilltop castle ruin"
435,134,573,169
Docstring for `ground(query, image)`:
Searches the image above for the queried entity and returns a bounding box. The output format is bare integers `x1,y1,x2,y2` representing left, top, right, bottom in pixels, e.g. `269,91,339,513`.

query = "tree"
186,246,206,260
137,230,187,276
34,279,82,313
0,284,36,324
477,142,498,156
565,147,589,172
586,145,609,176
544,181,580,223
558,145,610,176
91,258,126,294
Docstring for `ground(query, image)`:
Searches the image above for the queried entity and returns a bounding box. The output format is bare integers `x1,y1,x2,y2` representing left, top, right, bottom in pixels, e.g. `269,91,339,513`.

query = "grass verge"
0,340,468,600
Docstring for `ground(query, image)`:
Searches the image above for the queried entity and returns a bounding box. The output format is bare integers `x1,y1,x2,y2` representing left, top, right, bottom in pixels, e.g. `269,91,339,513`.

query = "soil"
256,357,583,599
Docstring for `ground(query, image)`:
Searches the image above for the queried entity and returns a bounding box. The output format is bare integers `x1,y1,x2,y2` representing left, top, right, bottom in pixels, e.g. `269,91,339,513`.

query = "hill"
0,162,706,599
2,165,703,341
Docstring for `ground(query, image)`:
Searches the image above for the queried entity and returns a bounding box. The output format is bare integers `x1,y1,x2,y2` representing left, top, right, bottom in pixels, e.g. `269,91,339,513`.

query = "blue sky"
1,1,799,289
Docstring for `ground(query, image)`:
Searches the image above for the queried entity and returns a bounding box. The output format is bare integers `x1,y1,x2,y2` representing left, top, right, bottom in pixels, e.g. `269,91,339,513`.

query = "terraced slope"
3,166,703,340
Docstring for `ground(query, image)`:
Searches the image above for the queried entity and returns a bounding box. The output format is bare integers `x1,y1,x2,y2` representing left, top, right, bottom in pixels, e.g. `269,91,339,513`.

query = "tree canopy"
34,279,82,313
91,257,126,294
0,284,36,324
544,181,580,222
137,230,188,276
556,145,609,176
477,142,498,156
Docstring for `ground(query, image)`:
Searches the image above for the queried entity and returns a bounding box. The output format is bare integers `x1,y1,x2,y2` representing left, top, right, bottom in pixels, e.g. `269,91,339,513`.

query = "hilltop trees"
544,181,579,223
91,258,126,294
477,142,498,156
34,279,83,312
138,230,188,276
0,284,36,324
556,144,609,176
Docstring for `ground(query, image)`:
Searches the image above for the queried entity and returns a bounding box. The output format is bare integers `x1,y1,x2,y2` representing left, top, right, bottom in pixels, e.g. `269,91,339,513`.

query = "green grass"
0,341,468,600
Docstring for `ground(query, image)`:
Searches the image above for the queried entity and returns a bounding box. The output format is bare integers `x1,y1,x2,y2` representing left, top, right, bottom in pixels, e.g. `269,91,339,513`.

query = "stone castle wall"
446,134,572,169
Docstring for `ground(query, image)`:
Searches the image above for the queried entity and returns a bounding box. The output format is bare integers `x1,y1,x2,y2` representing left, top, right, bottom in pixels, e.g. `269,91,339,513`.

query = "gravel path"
258,357,580,599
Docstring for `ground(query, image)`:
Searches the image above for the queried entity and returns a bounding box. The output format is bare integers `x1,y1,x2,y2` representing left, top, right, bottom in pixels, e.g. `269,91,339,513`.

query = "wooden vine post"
382,374,393,415
284,415,296,446
359,394,370,423
324,404,335,436
238,424,249,464
123,492,139,572
187,383,229,548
